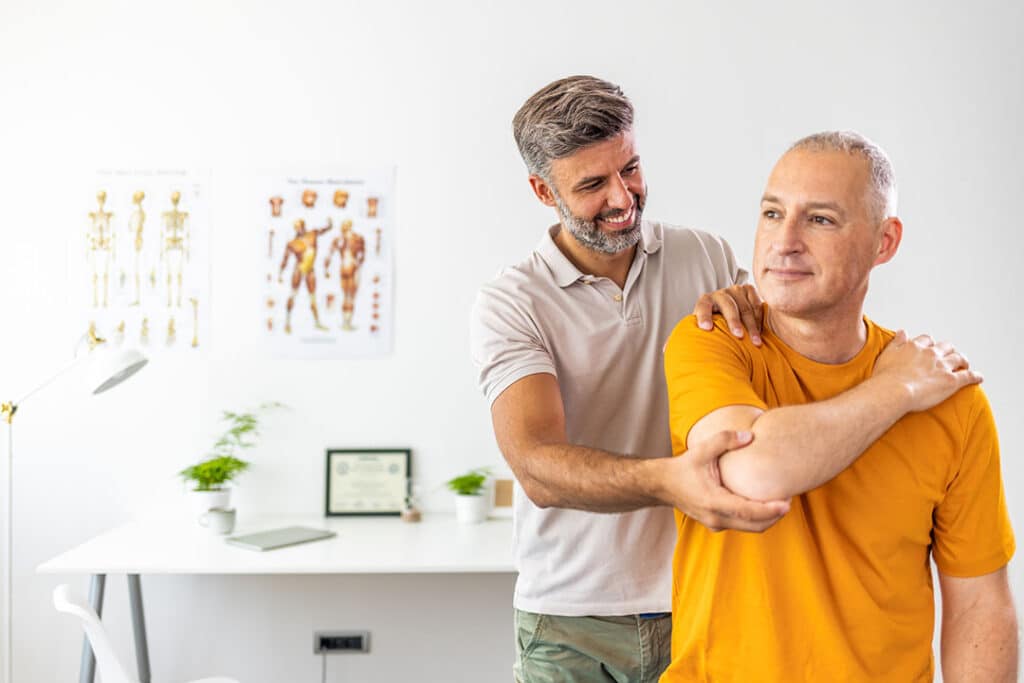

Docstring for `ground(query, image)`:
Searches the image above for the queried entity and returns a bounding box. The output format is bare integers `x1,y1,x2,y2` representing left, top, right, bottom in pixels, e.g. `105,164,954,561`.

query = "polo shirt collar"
536,221,663,288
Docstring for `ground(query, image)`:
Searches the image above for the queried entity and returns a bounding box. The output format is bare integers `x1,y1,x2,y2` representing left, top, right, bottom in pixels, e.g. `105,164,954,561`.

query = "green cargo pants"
514,609,672,683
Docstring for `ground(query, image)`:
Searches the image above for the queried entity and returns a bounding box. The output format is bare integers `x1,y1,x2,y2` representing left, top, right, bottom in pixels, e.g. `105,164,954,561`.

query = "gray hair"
788,130,898,221
512,75,634,181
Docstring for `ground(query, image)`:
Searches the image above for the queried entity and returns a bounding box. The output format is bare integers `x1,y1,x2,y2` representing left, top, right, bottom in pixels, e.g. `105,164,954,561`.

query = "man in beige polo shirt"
470,75,788,683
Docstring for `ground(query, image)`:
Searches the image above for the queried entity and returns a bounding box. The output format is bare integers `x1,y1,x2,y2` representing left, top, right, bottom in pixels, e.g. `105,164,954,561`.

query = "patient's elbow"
719,452,792,502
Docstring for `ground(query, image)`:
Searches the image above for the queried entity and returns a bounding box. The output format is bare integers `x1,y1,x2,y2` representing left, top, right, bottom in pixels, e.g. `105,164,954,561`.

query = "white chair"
53,584,239,683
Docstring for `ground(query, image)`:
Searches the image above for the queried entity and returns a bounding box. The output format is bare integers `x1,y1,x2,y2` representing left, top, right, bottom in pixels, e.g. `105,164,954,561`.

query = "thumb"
688,429,753,462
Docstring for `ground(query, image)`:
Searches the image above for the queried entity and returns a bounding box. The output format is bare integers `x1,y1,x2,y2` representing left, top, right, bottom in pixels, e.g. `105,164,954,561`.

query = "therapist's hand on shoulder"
660,430,790,533
693,284,764,346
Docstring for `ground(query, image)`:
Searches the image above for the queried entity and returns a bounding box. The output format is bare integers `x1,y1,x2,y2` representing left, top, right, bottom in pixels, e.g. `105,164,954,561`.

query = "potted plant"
446,467,492,524
179,402,283,516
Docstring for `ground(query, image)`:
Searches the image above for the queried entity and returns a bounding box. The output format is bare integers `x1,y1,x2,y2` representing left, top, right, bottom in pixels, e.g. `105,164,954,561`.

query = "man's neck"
766,303,868,364
552,225,636,289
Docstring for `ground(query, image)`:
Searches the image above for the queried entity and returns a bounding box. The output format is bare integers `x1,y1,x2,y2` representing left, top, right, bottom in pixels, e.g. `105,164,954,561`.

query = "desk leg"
78,574,105,683
127,574,151,683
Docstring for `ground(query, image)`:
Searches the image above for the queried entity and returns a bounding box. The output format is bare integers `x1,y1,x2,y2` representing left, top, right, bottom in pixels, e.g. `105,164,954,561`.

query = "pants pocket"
516,609,548,658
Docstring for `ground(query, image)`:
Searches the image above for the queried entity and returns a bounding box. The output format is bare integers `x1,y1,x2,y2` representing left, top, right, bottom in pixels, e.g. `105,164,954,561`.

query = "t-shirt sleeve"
932,386,1016,576
663,314,766,456
469,285,555,407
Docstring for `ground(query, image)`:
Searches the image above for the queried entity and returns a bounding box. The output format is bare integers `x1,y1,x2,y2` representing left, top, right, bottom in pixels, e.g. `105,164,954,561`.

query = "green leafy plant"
446,468,491,496
178,456,249,492
179,402,284,491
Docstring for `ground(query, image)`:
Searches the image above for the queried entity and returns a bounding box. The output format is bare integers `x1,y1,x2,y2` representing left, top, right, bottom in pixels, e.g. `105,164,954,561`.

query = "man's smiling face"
543,129,647,255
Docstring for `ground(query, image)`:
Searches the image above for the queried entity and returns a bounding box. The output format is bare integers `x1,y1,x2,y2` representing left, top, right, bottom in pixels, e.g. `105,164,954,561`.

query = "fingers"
694,286,762,345
712,290,746,339
693,293,715,330
891,329,908,345
942,351,969,372
743,285,765,344
955,368,984,387
735,286,762,346
687,429,753,463
905,334,973,371
705,491,790,533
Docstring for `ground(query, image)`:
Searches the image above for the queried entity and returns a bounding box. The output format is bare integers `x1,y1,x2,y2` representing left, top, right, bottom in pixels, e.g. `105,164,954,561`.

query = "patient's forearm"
719,375,911,500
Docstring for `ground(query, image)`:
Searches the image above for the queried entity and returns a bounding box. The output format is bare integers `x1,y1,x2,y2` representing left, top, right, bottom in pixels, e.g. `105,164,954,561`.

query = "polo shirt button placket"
613,292,628,321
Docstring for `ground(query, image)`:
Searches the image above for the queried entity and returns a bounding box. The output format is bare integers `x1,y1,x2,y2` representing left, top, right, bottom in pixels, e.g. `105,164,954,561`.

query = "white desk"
38,515,515,683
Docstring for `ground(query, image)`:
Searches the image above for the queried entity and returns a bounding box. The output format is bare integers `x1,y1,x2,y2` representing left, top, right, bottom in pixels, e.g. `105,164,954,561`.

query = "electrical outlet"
313,630,371,654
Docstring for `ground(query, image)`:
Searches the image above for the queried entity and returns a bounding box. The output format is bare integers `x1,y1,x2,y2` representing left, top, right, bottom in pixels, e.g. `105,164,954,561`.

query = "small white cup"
198,507,236,534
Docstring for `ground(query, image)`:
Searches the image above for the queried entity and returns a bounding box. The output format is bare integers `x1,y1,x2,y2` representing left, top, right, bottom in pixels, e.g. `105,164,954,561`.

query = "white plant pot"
454,493,490,524
189,488,232,519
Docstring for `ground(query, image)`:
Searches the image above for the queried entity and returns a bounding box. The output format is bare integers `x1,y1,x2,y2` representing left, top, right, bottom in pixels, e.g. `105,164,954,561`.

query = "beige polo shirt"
470,219,745,616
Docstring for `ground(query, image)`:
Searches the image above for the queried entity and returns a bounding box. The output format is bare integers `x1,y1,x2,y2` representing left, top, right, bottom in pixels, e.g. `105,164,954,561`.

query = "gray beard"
554,193,643,255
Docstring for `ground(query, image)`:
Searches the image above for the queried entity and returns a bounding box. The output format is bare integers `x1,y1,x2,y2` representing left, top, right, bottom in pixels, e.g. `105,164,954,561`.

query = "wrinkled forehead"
764,149,873,213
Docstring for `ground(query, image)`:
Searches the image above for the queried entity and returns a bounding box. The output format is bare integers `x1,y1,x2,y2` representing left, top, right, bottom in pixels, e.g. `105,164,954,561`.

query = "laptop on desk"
226,526,336,551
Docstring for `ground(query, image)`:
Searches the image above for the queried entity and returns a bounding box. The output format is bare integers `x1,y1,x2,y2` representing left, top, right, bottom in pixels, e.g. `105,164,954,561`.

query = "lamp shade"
89,348,148,395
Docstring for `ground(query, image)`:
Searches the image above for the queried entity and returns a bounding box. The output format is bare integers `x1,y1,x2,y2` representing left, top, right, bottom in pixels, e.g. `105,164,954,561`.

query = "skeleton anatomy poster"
262,169,395,358
71,170,210,353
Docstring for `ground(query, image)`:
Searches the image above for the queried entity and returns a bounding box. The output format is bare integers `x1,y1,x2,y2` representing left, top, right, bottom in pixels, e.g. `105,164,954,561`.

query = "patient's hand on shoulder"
872,330,983,412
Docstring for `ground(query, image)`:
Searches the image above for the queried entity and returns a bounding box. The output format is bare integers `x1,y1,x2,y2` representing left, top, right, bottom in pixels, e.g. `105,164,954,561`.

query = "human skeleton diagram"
279,217,333,333
324,219,366,331
128,190,146,305
160,191,190,308
86,191,115,308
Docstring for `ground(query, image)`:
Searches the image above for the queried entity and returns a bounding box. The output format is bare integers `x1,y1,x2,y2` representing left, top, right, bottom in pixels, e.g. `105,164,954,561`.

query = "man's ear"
873,216,903,266
528,174,558,208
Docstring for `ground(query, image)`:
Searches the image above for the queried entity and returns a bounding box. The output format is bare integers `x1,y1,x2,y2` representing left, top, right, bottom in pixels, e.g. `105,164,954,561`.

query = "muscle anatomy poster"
261,169,394,358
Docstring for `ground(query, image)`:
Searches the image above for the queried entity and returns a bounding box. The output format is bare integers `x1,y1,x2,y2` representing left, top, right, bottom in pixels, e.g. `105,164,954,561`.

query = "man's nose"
605,173,633,210
772,216,804,254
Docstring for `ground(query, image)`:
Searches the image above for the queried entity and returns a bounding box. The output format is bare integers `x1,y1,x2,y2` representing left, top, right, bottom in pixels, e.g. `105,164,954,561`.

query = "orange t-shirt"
661,314,1015,682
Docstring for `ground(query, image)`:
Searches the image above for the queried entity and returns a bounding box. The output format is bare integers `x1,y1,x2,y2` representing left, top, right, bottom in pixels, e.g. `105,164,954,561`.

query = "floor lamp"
2,326,148,683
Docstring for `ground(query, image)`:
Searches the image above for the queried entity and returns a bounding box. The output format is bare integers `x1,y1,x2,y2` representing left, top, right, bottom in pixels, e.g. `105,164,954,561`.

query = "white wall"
0,0,1020,681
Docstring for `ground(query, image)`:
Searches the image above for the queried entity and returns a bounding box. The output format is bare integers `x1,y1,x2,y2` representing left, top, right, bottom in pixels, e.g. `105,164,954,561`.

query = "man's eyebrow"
760,194,845,217
572,156,641,192
805,201,844,217
573,174,606,192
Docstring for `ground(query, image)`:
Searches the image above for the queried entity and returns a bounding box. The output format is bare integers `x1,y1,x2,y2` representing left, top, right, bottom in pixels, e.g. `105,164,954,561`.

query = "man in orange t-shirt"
662,131,1017,682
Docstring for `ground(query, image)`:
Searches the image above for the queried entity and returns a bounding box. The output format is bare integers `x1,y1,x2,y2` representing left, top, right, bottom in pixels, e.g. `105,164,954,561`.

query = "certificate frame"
324,448,411,517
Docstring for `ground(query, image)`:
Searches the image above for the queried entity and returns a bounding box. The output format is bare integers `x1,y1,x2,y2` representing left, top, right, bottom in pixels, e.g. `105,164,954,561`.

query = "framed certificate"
324,449,411,516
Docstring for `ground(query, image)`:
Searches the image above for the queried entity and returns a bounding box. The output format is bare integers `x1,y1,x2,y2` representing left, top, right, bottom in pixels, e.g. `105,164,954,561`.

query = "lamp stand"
3,404,14,683
0,328,146,683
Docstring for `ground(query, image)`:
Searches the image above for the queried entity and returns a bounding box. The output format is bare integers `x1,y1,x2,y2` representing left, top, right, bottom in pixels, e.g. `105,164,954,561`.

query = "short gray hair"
512,75,634,180
788,130,898,220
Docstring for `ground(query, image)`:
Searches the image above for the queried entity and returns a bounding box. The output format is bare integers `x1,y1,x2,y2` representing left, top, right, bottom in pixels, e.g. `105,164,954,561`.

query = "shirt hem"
513,596,671,617
934,543,1015,578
